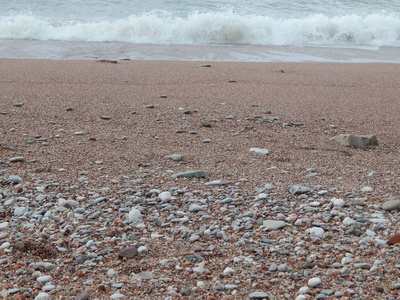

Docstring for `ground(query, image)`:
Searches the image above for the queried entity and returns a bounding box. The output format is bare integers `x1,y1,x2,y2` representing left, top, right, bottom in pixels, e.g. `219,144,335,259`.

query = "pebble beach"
1,59,400,299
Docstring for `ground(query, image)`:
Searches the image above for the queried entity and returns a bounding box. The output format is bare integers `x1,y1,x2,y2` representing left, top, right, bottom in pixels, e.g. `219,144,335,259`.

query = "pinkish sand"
0,59,400,299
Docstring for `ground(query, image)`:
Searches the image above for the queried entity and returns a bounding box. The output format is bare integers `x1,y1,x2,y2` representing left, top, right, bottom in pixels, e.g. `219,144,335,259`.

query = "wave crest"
0,11,399,46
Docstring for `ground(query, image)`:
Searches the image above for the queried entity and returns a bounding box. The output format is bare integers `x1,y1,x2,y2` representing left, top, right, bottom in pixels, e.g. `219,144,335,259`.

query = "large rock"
331,134,378,148
382,199,400,211
171,170,206,178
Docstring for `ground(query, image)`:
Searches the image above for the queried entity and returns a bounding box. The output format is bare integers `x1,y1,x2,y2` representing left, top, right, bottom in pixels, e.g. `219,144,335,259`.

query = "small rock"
388,234,400,245
309,227,324,237
132,271,153,280
223,267,235,275
250,148,269,155
9,156,25,162
262,220,286,230
35,292,51,300
128,209,142,223
189,204,203,212
165,154,183,161
361,186,373,192
308,277,322,287
14,206,28,216
110,293,125,299
75,293,90,300
205,180,231,186
37,275,53,283
248,291,270,299
288,185,311,195
118,246,138,259
7,175,23,183
158,191,171,202
382,200,400,211
171,170,206,178
331,134,378,148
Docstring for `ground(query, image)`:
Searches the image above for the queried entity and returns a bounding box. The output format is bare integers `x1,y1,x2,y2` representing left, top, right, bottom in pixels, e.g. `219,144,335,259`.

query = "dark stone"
118,246,138,259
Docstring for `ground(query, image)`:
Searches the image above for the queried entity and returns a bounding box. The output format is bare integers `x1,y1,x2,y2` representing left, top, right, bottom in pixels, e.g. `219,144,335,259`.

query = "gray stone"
37,275,53,283
7,175,23,183
35,293,51,300
75,293,90,300
248,292,270,299
118,246,138,259
132,271,153,280
262,220,286,230
205,180,231,186
14,206,28,216
189,204,203,212
171,170,206,178
288,185,311,195
165,154,183,161
382,200,400,211
331,134,378,148
7,288,21,294
9,156,25,162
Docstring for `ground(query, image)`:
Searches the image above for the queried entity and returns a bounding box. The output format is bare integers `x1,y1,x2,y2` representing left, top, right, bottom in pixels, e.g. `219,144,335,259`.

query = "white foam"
0,11,399,47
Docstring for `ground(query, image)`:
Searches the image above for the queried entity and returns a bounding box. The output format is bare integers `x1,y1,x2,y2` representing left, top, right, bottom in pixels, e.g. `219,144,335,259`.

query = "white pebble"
35,292,51,300
249,148,269,155
137,246,148,254
257,193,268,200
343,217,355,226
308,277,322,287
0,242,11,249
0,222,9,230
223,267,235,275
37,276,53,283
331,198,345,207
128,208,142,222
298,286,310,294
158,191,171,202
108,269,117,278
309,227,324,237
361,186,373,192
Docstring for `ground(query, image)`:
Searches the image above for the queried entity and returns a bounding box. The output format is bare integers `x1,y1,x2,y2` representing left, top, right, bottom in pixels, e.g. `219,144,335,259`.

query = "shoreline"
0,59,400,299
1,40,400,63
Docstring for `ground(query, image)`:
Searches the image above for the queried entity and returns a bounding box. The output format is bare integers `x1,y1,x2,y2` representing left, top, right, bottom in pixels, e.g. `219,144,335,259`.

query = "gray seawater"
1,0,399,61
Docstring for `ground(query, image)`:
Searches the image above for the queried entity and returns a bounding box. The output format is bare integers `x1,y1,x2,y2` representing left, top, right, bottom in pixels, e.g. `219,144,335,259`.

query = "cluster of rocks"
1,169,400,299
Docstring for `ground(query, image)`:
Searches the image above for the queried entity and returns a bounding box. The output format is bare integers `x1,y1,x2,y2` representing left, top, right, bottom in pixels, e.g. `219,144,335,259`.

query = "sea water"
0,0,399,62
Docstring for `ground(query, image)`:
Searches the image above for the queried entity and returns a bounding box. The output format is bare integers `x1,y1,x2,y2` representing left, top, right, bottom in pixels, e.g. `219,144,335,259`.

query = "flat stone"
331,134,378,148
9,156,25,162
14,206,28,216
189,204,203,212
262,220,286,230
7,175,23,183
132,271,153,280
250,148,269,155
382,200,400,211
248,291,270,299
110,293,125,299
37,275,53,283
171,170,206,178
165,154,183,161
118,246,138,259
288,185,311,195
205,180,231,186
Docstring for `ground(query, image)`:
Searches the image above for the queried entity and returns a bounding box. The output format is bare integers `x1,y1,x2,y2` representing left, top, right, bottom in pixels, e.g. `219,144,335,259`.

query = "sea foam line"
0,11,399,46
